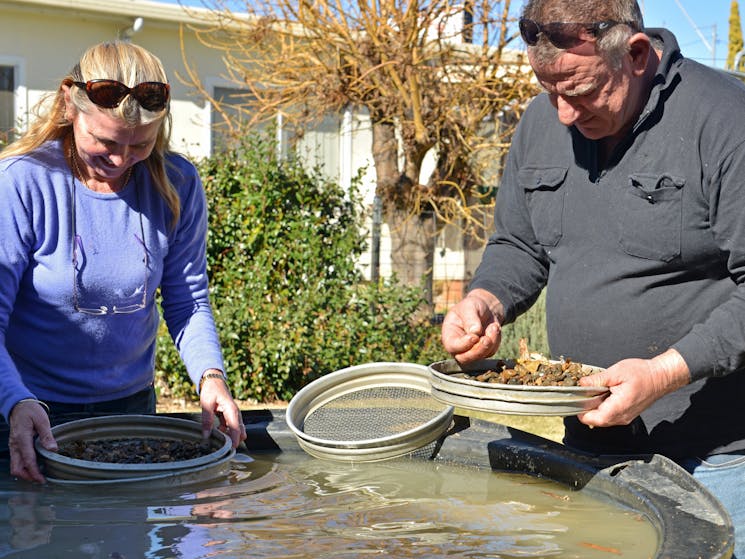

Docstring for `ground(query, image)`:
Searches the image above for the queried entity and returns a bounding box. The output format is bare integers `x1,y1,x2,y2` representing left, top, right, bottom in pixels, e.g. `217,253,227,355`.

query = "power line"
672,0,714,52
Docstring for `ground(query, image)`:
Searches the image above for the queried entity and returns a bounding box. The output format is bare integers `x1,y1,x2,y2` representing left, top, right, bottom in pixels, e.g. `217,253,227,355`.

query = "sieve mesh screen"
302,386,446,442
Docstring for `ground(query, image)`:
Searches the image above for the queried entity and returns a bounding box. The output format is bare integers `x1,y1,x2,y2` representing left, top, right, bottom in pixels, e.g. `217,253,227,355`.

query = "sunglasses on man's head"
72,79,170,112
519,18,637,50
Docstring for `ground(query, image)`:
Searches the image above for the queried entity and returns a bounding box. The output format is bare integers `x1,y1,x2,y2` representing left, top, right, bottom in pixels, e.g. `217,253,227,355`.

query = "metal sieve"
34,414,234,485
428,358,609,416
286,362,454,462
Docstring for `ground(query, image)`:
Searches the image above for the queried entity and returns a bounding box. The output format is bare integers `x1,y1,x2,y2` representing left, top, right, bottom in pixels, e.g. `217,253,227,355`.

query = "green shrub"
499,289,548,357
155,134,448,401
155,133,549,402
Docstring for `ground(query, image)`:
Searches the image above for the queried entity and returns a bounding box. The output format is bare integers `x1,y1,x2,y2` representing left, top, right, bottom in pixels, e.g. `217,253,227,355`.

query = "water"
0,453,658,558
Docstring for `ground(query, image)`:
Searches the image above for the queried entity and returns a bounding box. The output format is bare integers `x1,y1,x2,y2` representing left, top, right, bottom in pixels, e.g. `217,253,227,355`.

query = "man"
441,1,745,555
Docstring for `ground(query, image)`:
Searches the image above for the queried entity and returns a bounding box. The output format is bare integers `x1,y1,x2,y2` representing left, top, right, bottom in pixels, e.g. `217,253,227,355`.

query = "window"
209,85,341,182
210,86,256,153
295,113,341,182
0,65,14,142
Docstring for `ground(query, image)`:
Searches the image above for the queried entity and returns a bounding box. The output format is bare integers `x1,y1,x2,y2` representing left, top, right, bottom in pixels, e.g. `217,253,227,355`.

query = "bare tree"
180,0,538,301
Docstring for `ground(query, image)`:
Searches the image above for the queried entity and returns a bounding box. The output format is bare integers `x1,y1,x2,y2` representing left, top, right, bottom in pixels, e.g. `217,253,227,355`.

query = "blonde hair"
1,41,181,227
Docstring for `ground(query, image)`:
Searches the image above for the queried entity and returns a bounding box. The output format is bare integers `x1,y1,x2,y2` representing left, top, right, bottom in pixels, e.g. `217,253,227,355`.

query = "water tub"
0,409,734,558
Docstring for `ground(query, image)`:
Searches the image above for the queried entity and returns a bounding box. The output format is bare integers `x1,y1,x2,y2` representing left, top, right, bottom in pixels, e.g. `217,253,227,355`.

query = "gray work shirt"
470,28,745,458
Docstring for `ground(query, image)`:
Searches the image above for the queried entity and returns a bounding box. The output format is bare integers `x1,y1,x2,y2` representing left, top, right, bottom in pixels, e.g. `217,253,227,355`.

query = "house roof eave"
0,0,251,27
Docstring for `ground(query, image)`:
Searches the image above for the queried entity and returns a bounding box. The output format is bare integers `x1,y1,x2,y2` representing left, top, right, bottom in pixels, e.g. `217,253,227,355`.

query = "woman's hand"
198,369,247,448
8,400,57,483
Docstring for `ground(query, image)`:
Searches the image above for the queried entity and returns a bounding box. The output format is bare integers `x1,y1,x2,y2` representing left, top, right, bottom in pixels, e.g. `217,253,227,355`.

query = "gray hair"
522,0,644,68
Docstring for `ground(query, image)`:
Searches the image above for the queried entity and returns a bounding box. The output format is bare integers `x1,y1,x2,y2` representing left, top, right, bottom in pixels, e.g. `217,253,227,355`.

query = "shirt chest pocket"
519,167,568,247
620,173,685,262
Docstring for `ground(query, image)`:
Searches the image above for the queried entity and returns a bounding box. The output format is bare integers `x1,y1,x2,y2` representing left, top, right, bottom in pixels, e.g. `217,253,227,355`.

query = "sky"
641,0,734,68
153,0,738,69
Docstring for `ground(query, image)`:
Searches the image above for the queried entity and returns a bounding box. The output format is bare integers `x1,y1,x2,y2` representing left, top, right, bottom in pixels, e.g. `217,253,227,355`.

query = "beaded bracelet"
198,372,229,394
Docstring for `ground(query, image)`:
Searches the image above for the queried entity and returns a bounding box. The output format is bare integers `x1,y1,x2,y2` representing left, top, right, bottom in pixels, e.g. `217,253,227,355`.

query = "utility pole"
673,0,717,66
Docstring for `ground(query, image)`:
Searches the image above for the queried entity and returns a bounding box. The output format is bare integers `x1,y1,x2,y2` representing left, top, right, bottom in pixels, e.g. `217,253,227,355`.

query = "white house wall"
0,0,226,158
0,0,474,291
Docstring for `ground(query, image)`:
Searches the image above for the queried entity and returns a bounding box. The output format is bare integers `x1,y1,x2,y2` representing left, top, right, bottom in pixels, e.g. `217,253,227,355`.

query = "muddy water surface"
0,453,658,558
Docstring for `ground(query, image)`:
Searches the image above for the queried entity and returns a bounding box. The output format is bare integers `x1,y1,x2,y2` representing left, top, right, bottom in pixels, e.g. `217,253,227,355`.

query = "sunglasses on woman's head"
72,79,170,111
519,18,637,49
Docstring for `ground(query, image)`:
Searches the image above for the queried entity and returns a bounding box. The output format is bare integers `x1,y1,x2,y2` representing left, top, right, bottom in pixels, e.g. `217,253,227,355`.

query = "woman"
0,41,246,483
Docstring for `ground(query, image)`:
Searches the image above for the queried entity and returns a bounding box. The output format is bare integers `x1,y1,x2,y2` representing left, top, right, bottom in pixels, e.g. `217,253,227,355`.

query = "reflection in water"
0,492,54,555
0,453,658,558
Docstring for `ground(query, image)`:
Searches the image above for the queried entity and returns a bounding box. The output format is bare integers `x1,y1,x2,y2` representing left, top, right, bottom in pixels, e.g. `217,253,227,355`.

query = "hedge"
154,134,547,403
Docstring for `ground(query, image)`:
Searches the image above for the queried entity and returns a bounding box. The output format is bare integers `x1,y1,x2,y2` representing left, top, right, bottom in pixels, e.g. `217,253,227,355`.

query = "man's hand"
578,349,691,427
441,288,504,363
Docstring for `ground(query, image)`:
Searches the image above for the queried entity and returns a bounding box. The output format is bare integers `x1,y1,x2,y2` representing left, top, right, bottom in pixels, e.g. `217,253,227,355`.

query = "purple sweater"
0,139,224,420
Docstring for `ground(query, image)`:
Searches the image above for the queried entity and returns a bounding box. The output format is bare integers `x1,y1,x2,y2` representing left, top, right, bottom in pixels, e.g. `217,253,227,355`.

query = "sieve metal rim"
44,449,236,488
35,414,232,477
294,431,443,462
430,385,608,416
429,358,608,398
286,362,454,458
